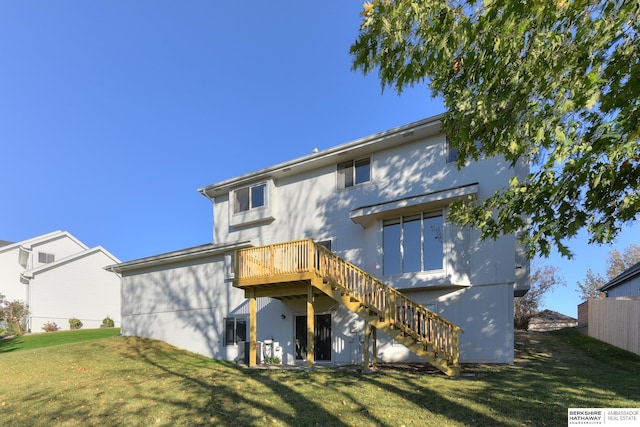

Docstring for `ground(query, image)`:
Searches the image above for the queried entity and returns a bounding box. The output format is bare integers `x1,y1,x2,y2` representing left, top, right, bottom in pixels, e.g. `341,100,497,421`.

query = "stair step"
313,259,460,376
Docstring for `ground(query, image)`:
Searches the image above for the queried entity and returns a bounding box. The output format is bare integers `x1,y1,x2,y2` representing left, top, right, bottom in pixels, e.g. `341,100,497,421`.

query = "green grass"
0,328,121,353
0,328,638,426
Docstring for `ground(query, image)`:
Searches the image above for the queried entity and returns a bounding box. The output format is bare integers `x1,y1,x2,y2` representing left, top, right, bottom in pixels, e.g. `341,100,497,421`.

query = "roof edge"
21,246,121,279
198,113,445,198
600,260,640,292
0,230,65,254
105,240,253,274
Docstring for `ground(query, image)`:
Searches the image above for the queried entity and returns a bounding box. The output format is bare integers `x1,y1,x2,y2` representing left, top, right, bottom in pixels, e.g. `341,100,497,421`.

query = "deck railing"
236,239,462,365
236,239,312,279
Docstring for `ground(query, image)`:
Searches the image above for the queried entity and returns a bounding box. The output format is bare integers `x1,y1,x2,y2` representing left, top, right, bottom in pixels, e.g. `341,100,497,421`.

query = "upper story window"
38,252,55,264
447,137,482,163
446,137,460,163
383,211,444,275
229,179,275,228
337,158,370,188
234,183,266,213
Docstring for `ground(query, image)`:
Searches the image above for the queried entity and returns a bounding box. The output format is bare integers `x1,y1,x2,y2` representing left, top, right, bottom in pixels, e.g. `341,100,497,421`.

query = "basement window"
224,317,247,346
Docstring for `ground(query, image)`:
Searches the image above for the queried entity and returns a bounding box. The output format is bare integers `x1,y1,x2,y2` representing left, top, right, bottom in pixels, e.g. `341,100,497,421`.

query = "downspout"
198,188,216,244
20,246,33,332
20,273,32,333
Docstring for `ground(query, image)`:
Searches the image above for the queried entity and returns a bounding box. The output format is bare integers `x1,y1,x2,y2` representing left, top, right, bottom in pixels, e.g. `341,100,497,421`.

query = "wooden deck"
234,239,462,376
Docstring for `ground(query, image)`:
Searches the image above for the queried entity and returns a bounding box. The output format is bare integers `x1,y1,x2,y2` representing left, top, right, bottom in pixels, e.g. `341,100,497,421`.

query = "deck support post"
234,240,462,376
364,322,371,368
307,284,315,367
372,326,377,368
249,290,257,367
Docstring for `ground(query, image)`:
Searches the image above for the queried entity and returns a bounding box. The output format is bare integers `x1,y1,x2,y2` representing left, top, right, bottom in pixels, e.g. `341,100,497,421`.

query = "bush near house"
68,318,83,330
101,316,115,328
0,295,29,336
41,322,61,333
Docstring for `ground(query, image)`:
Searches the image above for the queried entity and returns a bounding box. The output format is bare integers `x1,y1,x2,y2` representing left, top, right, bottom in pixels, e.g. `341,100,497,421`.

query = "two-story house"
0,230,121,332
109,114,529,375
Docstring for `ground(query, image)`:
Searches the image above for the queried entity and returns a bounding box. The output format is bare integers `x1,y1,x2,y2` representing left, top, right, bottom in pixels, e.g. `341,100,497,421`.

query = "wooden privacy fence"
587,297,640,356
236,239,462,365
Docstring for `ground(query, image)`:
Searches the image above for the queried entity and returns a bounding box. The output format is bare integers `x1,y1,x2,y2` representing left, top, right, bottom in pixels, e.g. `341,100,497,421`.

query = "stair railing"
236,239,461,365
313,242,461,365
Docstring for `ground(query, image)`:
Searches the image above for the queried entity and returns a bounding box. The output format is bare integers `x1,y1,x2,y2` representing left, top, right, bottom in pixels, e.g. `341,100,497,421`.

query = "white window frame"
233,182,267,214
229,179,275,227
447,137,482,164
382,211,444,276
38,252,55,264
337,157,371,189
446,137,460,164
224,317,247,346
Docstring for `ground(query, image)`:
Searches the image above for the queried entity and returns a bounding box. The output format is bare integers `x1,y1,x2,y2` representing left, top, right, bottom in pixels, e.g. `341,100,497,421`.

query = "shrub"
101,316,115,328
1,299,29,335
68,317,83,330
265,356,281,365
41,321,61,332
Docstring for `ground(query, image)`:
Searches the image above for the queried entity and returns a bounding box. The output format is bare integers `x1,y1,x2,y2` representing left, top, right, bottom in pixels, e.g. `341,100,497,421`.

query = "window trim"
337,157,371,189
447,136,482,164
229,179,275,227
38,252,55,264
382,210,444,276
233,182,267,214
224,317,247,347
446,137,460,164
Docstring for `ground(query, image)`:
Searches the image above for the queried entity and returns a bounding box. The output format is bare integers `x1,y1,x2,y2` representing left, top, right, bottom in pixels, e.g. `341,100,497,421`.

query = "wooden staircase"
235,239,463,376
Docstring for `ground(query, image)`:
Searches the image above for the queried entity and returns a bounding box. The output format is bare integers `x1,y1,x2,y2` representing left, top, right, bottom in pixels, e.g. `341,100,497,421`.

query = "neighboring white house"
109,114,529,373
0,230,121,331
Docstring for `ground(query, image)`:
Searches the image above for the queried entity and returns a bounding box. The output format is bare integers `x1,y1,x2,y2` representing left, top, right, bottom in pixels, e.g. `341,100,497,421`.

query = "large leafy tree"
351,0,640,258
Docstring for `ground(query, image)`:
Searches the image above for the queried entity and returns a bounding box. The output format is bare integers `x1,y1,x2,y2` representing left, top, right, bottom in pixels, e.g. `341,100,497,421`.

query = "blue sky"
1,1,637,318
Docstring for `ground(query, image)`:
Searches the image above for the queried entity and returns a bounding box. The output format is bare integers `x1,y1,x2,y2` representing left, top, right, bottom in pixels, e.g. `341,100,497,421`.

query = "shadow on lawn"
338,329,640,426
107,329,639,426
447,329,640,426
121,337,349,425
0,336,21,353
114,337,503,426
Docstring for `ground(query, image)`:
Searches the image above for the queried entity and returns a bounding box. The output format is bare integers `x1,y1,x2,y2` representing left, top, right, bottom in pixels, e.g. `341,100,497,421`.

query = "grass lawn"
0,328,121,353
0,328,638,426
